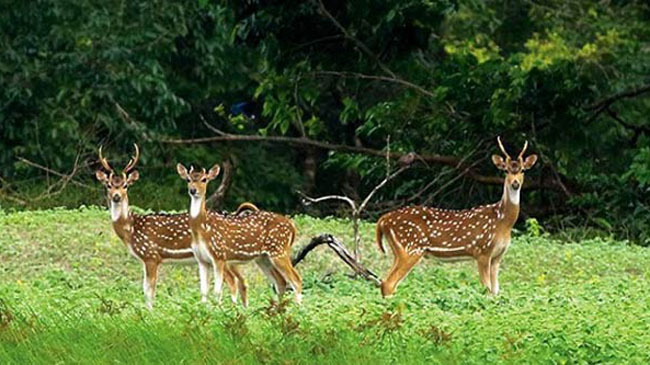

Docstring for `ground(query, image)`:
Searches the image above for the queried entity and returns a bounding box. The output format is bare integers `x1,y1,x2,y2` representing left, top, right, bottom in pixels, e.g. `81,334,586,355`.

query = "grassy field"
1,207,649,364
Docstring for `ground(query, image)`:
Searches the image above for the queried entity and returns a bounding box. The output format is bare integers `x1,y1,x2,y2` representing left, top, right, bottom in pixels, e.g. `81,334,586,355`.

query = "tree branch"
16,157,95,190
313,71,435,99
586,83,650,111
313,0,396,79
160,133,565,191
585,83,650,124
207,159,233,207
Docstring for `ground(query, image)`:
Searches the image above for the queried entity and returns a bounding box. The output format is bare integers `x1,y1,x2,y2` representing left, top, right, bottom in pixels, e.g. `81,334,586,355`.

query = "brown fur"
376,139,537,297
178,163,303,304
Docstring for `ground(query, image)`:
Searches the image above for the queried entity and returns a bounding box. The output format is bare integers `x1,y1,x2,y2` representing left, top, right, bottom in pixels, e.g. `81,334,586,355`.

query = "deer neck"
189,195,207,228
110,197,132,243
499,180,520,229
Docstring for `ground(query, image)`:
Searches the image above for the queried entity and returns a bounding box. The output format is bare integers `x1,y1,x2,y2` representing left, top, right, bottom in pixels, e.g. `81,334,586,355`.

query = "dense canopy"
1,0,649,243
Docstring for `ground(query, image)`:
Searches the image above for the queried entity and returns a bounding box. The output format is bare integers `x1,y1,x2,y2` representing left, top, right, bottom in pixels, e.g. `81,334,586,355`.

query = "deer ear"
492,155,507,170
177,163,189,179
126,170,139,185
207,164,221,181
523,154,538,170
95,170,108,183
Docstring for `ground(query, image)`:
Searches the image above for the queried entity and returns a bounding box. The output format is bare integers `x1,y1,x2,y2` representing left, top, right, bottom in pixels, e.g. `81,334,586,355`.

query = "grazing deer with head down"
376,137,538,297
177,163,302,304
95,145,249,308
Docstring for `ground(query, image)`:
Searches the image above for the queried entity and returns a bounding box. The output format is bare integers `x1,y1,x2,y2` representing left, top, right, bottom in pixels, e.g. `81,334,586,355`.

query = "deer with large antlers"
95,145,251,308
376,137,538,297
177,163,302,304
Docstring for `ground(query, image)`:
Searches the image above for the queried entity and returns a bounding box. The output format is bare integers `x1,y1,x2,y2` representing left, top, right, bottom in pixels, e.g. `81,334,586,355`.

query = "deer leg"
256,257,287,300
143,260,159,310
229,265,248,308
269,255,302,304
476,255,492,293
212,260,227,304
490,254,503,295
221,264,238,305
197,259,210,303
381,252,422,297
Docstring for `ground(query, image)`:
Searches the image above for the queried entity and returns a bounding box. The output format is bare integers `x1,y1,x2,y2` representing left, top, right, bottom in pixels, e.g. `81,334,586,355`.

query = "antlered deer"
376,137,538,296
177,163,302,304
95,145,249,308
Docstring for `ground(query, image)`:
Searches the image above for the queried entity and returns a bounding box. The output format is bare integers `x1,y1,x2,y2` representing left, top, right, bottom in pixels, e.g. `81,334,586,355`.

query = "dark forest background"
1,0,649,243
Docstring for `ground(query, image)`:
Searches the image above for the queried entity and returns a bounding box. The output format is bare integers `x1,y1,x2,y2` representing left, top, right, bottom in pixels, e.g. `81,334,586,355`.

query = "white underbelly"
162,256,197,265
428,255,473,263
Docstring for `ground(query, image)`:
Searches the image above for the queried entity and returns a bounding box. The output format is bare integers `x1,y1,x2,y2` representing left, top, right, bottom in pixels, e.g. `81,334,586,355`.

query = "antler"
497,136,512,160
123,143,140,174
517,140,529,161
98,146,114,172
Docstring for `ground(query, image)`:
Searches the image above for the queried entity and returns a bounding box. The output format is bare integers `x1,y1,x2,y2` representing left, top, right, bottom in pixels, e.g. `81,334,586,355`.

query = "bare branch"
313,71,435,99
200,114,227,136
298,191,357,211
585,83,650,111
358,166,409,214
292,234,381,287
313,0,396,78
160,133,566,191
585,83,650,124
17,157,95,190
207,159,233,207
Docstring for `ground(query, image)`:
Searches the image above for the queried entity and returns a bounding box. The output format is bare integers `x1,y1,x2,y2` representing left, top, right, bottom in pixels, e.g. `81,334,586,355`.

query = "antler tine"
189,165,194,174
123,143,140,173
98,146,114,172
518,140,529,161
496,136,511,159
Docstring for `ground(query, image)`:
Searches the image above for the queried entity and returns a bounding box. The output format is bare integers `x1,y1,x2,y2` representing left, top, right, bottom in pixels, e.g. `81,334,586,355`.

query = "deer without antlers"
95,145,251,308
177,163,302,304
376,137,538,297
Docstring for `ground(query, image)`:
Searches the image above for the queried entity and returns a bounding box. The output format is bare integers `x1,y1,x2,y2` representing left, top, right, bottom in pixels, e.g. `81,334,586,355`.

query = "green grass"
1,207,650,364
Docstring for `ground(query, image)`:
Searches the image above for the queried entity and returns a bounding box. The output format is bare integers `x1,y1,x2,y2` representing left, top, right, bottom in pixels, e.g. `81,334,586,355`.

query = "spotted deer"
376,137,538,297
177,163,302,304
95,145,249,308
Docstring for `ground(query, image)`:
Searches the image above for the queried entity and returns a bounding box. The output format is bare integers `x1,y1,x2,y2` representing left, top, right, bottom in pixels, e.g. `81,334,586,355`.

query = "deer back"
379,204,509,258
199,211,296,261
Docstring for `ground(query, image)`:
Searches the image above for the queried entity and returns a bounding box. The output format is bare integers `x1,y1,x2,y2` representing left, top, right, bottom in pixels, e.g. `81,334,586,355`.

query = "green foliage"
1,0,650,242
1,209,650,363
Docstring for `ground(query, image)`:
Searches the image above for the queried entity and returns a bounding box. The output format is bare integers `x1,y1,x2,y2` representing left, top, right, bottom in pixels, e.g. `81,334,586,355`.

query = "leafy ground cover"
1,207,649,363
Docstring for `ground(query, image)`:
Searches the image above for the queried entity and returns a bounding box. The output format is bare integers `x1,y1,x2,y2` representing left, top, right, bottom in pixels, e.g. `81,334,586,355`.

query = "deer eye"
201,177,207,183
186,178,191,183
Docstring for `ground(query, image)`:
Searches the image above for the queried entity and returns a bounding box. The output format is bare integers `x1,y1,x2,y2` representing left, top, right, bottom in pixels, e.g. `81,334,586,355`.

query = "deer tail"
235,202,259,215
376,217,386,254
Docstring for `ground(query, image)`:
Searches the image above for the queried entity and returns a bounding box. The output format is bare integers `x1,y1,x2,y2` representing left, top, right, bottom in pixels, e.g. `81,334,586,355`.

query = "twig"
313,0,396,79
298,192,356,211
200,114,227,136
313,70,436,99
16,157,94,189
207,159,233,207
585,83,650,124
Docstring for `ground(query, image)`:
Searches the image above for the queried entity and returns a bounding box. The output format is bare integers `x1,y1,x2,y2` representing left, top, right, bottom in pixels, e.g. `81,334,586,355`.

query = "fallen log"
292,234,381,287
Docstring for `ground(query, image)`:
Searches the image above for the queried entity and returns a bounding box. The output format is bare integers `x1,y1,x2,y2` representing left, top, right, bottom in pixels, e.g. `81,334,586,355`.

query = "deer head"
95,144,140,208
176,163,221,218
491,137,537,204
